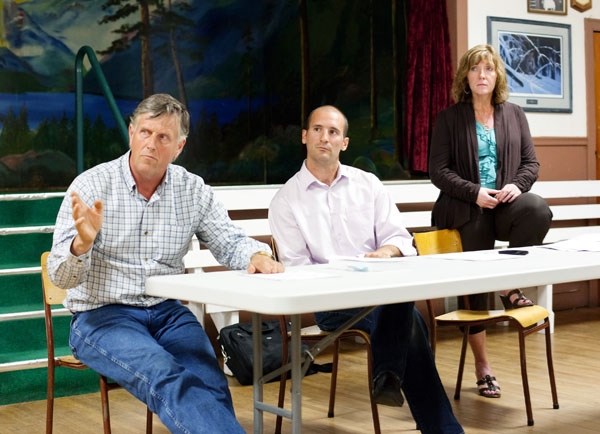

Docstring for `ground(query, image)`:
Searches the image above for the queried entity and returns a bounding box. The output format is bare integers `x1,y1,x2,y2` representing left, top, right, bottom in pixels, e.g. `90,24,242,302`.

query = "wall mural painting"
0,0,415,191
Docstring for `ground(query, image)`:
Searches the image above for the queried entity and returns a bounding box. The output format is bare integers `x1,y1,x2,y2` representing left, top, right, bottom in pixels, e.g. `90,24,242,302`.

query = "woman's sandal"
477,374,501,398
499,289,534,309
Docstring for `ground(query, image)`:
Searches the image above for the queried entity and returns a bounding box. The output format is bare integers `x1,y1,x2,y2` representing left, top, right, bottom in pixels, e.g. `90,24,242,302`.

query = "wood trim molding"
533,137,588,146
584,19,600,179
446,0,468,71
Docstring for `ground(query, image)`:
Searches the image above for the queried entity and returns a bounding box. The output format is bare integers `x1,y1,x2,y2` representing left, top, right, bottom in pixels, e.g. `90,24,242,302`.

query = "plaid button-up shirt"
49,152,269,312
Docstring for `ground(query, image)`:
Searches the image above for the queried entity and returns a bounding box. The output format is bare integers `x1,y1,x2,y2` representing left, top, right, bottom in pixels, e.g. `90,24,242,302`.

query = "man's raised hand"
70,191,104,255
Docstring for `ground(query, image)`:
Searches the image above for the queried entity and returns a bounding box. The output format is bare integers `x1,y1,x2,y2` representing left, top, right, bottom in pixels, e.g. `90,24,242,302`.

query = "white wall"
467,0,600,137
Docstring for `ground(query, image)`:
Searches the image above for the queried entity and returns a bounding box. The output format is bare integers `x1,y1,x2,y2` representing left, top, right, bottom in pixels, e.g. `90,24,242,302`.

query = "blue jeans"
315,303,463,434
69,300,244,434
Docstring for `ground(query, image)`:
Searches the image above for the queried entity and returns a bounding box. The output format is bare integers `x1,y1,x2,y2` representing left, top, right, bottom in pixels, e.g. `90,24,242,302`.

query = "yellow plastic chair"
270,240,380,434
41,252,153,434
412,229,559,427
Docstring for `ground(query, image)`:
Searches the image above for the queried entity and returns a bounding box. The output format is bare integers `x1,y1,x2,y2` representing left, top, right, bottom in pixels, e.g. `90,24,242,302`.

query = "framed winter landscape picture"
487,17,572,113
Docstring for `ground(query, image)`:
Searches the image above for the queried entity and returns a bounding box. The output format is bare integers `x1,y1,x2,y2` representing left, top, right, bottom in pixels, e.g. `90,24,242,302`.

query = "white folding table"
145,246,600,433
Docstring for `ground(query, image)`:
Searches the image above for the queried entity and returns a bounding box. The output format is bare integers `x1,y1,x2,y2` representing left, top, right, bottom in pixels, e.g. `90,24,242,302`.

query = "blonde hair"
451,44,509,104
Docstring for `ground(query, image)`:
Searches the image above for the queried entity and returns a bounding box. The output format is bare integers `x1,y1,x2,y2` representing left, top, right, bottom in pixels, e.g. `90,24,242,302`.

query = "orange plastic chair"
413,229,559,426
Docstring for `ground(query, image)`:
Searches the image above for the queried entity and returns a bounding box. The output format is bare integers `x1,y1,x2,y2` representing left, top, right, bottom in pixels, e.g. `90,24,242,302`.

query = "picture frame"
487,16,572,113
528,0,568,15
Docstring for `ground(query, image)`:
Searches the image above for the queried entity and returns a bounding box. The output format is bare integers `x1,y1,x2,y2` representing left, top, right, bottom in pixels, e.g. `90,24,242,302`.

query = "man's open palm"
71,191,104,248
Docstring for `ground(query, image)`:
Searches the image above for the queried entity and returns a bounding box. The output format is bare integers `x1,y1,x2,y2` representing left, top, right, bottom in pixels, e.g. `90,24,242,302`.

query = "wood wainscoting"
535,136,598,310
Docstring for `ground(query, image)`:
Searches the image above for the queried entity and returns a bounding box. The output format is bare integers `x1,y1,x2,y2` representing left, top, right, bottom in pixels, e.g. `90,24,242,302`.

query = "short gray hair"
130,93,190,139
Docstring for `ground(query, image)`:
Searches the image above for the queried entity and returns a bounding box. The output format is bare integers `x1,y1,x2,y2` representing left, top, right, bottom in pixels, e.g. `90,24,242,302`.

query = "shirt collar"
120,151,170,197
120,151,137,193
298,160,349,190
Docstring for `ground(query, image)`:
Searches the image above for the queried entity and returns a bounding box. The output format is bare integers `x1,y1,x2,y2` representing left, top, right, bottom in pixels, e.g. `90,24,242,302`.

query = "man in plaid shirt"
49,93,283,433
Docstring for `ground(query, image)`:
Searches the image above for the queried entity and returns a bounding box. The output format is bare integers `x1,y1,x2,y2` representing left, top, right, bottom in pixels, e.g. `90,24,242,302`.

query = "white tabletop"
145,247,600,315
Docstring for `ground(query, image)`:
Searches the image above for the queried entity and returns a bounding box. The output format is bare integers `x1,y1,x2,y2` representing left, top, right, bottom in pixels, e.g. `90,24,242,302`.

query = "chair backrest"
413,229,463,256
41,251,67,306
41,251,69,364
413,229,468,321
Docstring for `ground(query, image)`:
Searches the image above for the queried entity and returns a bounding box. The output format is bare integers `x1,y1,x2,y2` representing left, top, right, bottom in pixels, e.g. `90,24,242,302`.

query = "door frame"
585,19,600,182
585,19,600,306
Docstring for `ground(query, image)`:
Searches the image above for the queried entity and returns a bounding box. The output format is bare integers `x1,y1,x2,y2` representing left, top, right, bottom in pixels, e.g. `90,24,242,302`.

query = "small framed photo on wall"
528,0,568,14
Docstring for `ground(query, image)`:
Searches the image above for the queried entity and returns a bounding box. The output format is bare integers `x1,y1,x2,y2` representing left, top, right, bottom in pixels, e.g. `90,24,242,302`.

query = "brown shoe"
477,375,501,398
500,289,534,309
373,372,404,407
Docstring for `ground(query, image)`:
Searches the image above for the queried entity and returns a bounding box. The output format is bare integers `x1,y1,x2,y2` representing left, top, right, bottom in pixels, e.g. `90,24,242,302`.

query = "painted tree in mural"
369,0,377,141
153,0,195,106
239,135,279,184
98,0,157,98
240,25,255,139
299,0,309,127
392,0,403,167
0,107,31,155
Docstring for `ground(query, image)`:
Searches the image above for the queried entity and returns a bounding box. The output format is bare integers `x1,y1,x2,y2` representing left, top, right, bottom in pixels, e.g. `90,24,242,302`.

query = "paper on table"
327,255,408,272
329,255,406,263
540,234,600,252
429,250,522,261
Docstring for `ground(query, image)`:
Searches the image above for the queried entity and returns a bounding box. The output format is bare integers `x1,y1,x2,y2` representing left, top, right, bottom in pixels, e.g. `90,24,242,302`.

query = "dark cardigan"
429,101,540,229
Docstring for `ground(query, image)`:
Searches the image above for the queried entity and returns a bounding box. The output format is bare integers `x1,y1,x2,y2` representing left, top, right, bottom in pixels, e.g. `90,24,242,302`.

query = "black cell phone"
498,249,529,255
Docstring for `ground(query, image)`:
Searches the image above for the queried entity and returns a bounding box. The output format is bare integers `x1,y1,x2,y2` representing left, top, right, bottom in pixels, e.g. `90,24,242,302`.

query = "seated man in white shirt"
268,105,463,434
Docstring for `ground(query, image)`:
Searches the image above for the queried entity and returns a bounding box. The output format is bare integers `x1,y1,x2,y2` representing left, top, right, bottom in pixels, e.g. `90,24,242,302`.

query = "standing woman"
429,44,553,398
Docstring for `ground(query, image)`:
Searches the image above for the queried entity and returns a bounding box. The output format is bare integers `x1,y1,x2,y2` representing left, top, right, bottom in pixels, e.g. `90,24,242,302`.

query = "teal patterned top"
476,121,497,189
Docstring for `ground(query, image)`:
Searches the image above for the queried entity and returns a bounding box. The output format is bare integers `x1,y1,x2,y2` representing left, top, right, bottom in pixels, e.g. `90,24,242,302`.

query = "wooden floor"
2,307,599,433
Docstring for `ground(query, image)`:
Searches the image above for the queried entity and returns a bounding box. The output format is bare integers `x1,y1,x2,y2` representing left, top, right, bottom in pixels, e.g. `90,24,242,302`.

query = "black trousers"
457,192,553,333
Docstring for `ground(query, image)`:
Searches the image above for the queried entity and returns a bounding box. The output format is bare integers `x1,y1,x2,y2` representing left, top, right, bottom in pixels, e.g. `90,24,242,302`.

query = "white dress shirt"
269,161,416,266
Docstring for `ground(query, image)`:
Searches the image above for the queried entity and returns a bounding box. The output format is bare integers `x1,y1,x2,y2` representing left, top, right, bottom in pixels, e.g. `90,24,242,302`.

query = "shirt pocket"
341,205,375,245
154,223,194,264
